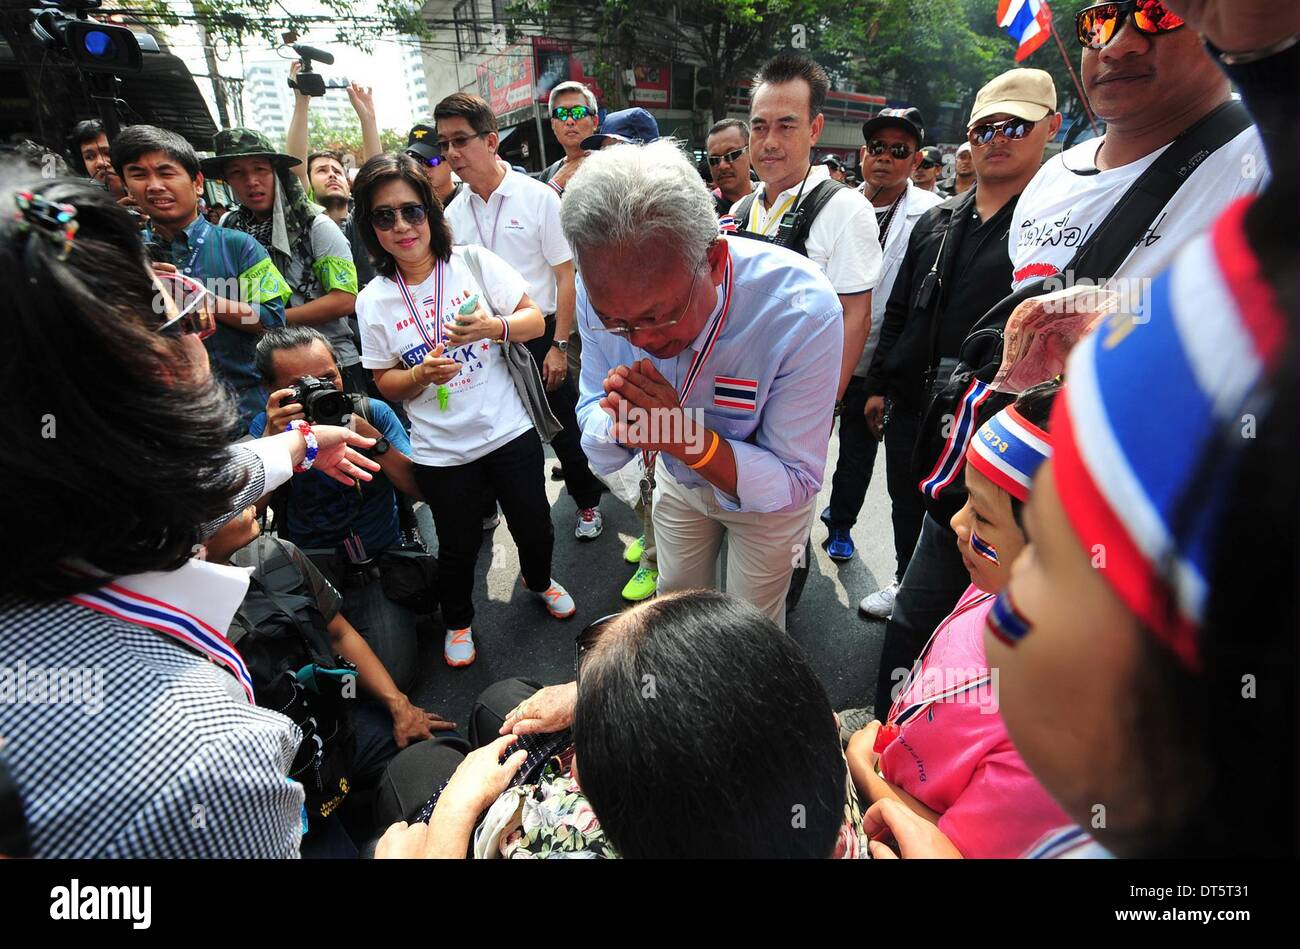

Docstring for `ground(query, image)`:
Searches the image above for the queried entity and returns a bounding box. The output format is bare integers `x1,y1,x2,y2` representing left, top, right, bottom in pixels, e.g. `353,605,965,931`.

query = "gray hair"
547,81,598,115
561,139,719,268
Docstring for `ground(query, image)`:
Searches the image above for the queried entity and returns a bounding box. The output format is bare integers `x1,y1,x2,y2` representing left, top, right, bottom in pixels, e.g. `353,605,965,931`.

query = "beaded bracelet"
286,419,318,472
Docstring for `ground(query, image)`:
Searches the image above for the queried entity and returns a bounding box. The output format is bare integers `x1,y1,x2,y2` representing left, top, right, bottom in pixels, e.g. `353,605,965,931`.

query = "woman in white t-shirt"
352,153,577,668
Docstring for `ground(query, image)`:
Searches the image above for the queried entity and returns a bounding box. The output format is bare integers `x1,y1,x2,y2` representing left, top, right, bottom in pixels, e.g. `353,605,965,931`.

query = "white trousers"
652,464,816,631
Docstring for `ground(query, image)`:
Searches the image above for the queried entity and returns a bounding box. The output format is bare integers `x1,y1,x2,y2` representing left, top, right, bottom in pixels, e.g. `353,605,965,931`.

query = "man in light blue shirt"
566,140,843,628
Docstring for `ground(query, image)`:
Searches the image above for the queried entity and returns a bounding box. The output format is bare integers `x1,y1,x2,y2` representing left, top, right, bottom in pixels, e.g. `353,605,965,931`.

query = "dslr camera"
285,376,355,427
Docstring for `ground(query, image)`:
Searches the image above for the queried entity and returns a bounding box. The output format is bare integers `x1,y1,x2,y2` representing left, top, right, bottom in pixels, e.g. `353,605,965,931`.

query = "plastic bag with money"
990,284,1120,393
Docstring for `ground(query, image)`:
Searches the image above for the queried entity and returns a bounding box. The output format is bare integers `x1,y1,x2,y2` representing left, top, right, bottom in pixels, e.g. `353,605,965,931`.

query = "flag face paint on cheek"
988,588,1032,645
971,528,1000,565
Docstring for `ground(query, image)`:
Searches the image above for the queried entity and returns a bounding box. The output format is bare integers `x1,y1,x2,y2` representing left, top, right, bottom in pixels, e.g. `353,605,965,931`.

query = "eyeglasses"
707,145,749,167
865,140,915,160
153,271,217,340
574,612,621,682
552,105,593,122
371,203,428,231
589,258,705,336
1075,1,1185,50
406,150,444,168
434,131,489,152
968,117,1037,147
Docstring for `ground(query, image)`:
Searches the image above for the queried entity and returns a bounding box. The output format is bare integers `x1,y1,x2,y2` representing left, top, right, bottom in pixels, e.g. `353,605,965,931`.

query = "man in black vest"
733,53,883,612
863,69,1060,709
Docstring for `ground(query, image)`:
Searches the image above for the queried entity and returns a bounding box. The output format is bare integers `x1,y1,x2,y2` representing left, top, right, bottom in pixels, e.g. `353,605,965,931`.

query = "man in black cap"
912,146,944,193
820,108,943,565
206,128,363,394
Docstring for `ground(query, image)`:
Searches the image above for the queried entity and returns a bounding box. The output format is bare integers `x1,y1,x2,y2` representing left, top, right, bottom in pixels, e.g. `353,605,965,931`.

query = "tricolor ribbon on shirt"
395,261,445,354
643,249,735,475
69,582,256,702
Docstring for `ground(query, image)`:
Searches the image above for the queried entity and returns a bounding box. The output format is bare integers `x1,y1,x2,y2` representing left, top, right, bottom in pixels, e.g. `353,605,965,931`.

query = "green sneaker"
621,566,658,602
623,535,646,564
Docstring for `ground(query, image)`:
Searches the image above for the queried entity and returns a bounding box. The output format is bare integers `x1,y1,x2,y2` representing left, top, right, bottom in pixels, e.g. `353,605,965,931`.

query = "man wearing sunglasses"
912,147,945,194
820,108,943,566
859,69,1060,636
705,118,758,216
1009,0,1267,290
435,92,607,542
539,81,600,195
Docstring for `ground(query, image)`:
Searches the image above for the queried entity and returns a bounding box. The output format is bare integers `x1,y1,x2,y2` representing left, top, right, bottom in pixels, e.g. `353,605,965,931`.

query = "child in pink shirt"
847,384,1071,858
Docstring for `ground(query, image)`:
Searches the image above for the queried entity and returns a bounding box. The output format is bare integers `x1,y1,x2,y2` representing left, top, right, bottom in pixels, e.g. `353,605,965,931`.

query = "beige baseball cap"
968,68,1057,127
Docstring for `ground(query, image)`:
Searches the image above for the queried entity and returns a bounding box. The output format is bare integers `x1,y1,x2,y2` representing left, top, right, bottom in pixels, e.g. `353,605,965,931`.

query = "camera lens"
83,31,116,59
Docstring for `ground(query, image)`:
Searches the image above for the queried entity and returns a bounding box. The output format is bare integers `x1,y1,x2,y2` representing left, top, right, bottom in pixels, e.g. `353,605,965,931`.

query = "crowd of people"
0,0,1295,859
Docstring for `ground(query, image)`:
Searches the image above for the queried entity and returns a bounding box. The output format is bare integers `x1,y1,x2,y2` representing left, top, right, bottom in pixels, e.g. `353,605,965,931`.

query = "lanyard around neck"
395,260,445,352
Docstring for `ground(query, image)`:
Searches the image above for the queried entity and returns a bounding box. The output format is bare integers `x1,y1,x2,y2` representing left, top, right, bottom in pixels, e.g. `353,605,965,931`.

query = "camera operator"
204,129,365,395
251,326,424,693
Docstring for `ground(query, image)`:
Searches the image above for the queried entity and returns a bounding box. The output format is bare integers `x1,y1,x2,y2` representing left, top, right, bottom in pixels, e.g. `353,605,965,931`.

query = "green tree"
510,0,871,121
302,111,406,165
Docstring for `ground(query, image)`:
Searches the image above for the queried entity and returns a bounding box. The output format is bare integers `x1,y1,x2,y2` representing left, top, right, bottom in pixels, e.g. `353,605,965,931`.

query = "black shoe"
550,465,565,482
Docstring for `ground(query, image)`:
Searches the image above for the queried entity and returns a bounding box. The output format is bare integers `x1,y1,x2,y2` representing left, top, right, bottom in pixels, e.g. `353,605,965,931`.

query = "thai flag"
714,376,758,411
970,530,1001,565
998,0,1053,62
718,215,738,233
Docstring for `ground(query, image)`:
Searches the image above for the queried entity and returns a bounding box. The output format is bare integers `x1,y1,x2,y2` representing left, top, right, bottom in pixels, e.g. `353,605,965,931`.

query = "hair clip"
14,190,80,260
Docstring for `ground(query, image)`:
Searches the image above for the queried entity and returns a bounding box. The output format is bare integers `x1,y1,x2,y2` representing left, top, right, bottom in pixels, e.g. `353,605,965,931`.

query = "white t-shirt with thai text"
357,245,533,466
1008,125,1266,290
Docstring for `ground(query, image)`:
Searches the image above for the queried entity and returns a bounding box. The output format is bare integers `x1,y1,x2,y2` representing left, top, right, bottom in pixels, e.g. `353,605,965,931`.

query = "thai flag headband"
965,404,1052,503
1048,199,1285,671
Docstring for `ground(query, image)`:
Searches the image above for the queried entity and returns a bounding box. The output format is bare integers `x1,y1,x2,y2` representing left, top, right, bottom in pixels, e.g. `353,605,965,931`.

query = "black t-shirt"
936,198,1017,357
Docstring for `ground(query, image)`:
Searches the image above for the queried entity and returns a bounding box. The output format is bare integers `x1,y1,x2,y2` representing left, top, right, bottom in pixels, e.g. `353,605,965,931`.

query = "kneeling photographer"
251,326,431,693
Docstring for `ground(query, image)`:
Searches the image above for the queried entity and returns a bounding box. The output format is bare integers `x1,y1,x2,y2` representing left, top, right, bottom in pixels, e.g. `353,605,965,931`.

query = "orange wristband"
687,430,721,470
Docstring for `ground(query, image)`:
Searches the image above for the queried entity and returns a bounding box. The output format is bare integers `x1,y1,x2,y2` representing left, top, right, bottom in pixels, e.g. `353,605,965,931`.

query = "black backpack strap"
353,393,375,427
785,179,847,256
1065,99,1253,280
963,99,1254,348
733,190,759,231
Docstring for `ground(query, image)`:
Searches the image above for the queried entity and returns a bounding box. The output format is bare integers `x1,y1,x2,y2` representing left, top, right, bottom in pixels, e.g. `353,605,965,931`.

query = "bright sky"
161,0,430,132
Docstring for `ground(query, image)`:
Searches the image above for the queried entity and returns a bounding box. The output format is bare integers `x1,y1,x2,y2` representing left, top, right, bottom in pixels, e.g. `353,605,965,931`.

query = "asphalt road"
405,427,897,730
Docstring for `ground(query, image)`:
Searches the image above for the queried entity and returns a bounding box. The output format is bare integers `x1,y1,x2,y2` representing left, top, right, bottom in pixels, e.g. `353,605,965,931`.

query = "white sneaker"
444,627,476,667
527,577,576,619
859,580,900,619
574,507,603,540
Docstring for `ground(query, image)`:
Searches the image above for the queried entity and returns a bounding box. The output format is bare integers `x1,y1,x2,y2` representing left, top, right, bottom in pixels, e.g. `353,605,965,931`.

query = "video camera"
30,0,161,139
285,376,356,427
287,43,336,98
30,0,158,74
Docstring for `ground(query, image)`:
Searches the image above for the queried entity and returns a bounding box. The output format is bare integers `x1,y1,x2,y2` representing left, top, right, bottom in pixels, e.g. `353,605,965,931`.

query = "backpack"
227,536,358,824
730,178,847,258
912,100,1254,525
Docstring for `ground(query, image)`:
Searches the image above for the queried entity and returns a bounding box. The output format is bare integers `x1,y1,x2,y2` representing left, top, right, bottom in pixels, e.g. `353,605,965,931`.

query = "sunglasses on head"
968,116,1037,147
154,271,217,340
371,203,428,231
552,105,594,122
707,145,749,167
1075,1,1185,50
406,150,444,168
866,140,915,160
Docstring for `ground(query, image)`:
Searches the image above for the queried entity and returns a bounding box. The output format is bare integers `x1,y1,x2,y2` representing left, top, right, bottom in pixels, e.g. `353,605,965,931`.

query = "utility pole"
196,21,230,128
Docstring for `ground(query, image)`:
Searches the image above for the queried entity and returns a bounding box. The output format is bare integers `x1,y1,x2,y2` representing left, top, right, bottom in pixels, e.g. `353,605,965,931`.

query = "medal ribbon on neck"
396,260,449,408
70,581,255,703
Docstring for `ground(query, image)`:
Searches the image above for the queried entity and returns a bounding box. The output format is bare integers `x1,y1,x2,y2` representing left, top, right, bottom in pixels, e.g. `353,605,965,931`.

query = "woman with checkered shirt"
0,170,378,858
